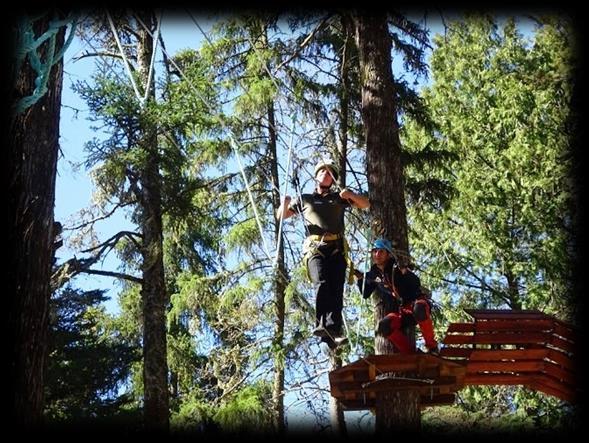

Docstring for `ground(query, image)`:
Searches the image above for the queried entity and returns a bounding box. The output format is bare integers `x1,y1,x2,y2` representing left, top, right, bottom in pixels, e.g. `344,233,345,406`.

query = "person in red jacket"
355,238,438,354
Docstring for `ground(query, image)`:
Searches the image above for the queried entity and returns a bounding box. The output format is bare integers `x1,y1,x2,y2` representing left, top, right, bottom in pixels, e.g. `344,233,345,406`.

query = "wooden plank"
360,375,460,393
361,354,420,366
464,373,537,385
466,360,545,373
329,370,368,384
542,362,576,386
330,358,368,374
546,348,575,371
553,319,577,339
468,348,547,361
529,375,576,403
465,319,554,332
332,379,460,397
330,384,343,398
549,335,575,354
447,323,475,333
338,393,456,410
465,309,545,320
367,360,444,376
443,331,550,345
440,346,473,361
442,333,474,345
330,354,466,385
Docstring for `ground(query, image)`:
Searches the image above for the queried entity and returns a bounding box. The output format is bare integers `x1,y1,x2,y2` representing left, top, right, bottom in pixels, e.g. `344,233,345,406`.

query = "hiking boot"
312,324,328,338
331,336,349,348
322,335,349,350
427,344,440,355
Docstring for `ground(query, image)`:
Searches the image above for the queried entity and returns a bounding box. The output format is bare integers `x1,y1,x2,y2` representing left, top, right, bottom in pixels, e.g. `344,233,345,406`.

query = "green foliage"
219,276,263,320
224,218,260,252
213,383,274,433
422,404,536,434
404,14,576,426
406,15,574,314
44,286,140,422
171,382,274,434
423,386,574,433
170,392,217,433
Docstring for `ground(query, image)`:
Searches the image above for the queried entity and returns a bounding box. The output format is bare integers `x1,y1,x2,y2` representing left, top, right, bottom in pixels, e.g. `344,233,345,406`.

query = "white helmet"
314,159,339,180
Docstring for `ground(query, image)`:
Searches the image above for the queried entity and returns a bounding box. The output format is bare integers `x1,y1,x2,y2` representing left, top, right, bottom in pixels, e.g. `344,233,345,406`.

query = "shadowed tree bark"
8,14,65,428
135,11,170,431
353,12,420,431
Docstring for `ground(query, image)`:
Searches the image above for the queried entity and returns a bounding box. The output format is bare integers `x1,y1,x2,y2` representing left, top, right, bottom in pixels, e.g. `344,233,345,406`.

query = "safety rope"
273,113,297,269
108,13,162,108
349,226,373,356
106,12,143,104
142,11,162,104
13,13,78,114
290,156,311,239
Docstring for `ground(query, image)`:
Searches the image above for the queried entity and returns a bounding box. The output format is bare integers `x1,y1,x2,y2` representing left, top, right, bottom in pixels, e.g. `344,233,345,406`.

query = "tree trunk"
268,99,287,433
8,15,65,427
375,389,420,433
262,22,288,430
353,14,411,355
328,353,347,436
353,12,420,432
136,12,169,431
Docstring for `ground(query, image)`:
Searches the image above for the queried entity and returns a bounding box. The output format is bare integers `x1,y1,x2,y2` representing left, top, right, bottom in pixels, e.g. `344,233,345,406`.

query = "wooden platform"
328,309,578,410
328,353,466,410
440,309,578,403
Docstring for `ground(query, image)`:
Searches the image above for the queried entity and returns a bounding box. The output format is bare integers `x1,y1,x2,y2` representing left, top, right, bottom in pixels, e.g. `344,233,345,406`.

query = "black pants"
307,241,347,335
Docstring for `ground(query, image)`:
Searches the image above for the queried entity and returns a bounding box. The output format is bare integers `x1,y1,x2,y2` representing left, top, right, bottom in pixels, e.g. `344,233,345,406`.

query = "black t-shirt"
289,191,350,236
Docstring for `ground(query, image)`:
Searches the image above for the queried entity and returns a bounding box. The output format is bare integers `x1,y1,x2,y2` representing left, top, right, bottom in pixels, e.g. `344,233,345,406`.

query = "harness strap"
301,235,355,285
342,237,355,285
306,233,342,242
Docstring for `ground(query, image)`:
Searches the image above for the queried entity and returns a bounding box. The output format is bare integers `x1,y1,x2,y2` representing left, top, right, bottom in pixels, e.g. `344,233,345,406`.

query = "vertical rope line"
106,12,143,103
273,115,297,269
354,227,373,355
142,10,162,104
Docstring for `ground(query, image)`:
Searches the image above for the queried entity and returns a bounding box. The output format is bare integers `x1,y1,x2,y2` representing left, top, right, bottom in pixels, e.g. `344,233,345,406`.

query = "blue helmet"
372,238,393,255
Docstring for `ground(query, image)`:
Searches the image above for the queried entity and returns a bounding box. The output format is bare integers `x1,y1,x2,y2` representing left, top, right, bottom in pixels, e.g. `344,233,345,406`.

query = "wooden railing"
440,309,577,402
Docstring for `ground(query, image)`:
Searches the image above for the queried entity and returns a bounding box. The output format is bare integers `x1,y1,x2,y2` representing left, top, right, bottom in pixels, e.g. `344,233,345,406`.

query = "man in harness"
355,238,439,354
278,159,369,349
